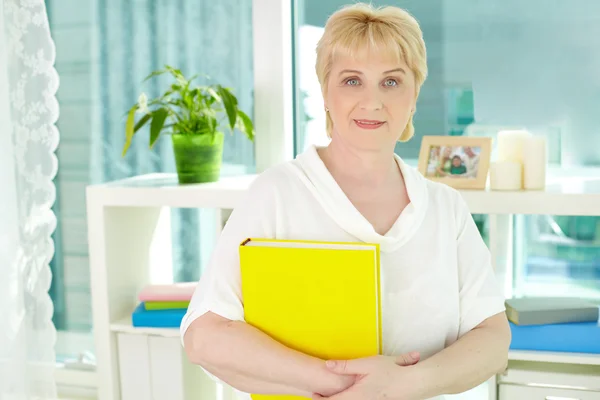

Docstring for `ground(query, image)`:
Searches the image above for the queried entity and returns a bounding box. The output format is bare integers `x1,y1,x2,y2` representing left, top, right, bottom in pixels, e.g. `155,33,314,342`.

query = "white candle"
497,130,531,163
523,135,547,190
490,161,522,191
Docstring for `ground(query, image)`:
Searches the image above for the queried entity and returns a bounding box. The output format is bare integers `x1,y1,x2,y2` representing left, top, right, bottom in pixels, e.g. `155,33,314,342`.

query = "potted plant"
122,65,254,184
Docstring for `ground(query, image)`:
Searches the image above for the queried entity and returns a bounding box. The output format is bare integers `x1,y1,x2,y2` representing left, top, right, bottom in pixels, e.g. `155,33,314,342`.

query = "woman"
181,3,510,400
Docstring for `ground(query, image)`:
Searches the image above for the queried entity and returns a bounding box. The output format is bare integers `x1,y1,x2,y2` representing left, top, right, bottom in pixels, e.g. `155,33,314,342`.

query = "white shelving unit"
86,169,600,400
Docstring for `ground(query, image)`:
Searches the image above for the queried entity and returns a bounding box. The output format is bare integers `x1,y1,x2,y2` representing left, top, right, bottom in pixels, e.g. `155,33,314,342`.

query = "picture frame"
417,135,492,190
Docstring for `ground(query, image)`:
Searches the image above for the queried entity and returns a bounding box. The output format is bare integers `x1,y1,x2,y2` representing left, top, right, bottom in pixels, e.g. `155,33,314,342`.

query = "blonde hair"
315,2,428,142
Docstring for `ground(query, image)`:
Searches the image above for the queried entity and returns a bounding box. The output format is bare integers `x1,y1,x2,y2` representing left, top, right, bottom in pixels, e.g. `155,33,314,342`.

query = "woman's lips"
354,119,385,129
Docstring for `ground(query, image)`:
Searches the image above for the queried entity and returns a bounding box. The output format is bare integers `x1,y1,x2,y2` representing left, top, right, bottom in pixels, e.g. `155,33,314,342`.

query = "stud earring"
325,107,329,112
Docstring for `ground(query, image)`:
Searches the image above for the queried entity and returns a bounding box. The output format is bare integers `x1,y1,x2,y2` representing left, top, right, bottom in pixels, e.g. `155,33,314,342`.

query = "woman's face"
325,50,416,152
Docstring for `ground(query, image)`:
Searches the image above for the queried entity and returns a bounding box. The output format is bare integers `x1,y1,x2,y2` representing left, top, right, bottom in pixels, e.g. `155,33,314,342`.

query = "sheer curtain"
0,0,59,398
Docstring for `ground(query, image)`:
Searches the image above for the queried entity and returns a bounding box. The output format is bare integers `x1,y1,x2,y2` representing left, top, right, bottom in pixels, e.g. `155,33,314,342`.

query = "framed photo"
417,135,492,190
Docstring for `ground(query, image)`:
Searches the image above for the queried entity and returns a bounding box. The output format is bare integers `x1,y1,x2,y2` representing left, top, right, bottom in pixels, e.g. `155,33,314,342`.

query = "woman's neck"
317,140,400,187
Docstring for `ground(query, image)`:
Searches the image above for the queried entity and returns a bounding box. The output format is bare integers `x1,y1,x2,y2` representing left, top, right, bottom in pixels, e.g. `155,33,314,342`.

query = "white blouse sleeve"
179,172,278,342
454,193,506,337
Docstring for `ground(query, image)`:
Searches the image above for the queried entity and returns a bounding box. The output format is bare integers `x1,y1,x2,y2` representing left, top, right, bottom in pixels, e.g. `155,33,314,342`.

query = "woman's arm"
403,190,511,396
183,312,355,397
408,312,510,398
180,173,353,397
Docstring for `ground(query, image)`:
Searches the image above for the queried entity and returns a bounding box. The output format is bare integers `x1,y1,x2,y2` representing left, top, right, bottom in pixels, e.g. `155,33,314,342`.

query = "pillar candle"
490,161,522,191
496,130,531,163
523,135,547,190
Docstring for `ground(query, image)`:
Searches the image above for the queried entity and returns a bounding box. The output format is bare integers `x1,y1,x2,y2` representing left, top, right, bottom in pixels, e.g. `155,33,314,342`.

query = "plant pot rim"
171,131,224,136
171,131,225,146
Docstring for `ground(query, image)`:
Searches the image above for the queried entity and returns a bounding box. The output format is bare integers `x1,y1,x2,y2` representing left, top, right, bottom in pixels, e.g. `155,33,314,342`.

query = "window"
514,215,600,300
293,0,600,164
293,0,600,301
48,0,254,365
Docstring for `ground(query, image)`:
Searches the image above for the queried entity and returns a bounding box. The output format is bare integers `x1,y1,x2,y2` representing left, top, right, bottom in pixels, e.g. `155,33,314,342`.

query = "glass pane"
293,0,600,165
48,0,254,364
472,214,489,247
514,215,600,300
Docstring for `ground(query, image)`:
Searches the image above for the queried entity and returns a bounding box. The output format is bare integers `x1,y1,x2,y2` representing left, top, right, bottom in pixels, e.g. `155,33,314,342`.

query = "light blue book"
509,321,600,354
131,302,186,328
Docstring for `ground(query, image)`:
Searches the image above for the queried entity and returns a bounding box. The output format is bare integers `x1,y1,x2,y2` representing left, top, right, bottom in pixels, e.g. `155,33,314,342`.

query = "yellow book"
239,238,382,400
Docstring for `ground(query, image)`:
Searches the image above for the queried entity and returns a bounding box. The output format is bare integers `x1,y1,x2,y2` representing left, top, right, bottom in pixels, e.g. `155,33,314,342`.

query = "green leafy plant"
122,65,254,156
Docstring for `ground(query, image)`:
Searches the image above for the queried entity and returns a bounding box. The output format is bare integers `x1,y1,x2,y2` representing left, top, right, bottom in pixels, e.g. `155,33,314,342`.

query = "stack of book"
506,296,600,354
132,283,196,328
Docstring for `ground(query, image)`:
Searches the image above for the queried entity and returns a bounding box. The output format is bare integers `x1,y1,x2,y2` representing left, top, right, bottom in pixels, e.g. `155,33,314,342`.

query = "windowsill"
56,365,97,388
55,330,95,358
55,330,97,396
56,366,97,399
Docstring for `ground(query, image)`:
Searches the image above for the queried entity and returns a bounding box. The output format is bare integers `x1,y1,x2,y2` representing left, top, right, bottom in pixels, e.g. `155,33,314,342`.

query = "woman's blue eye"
346,78,359,86
384,79,398,87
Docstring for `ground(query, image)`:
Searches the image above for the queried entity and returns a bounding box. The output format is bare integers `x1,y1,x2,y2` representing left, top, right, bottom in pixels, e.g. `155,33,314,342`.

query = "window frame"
252,0,296,172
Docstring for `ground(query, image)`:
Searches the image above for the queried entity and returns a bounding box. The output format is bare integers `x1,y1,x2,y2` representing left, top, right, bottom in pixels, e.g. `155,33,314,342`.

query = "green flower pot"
172,132,224,184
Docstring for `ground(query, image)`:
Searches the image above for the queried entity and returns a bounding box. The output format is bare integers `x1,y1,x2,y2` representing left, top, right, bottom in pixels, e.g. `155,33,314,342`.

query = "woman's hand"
312,352,422,400
315,373,357,398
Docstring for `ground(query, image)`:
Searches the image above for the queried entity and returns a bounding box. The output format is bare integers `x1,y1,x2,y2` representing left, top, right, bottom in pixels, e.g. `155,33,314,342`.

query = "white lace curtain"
0,0,59,398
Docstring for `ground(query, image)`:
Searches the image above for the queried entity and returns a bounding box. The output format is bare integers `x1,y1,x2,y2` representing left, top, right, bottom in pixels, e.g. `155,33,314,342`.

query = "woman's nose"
359,87,383,111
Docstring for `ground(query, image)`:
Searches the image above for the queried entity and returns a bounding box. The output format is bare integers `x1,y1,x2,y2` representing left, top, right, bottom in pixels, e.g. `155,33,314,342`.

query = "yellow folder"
239,238,382,400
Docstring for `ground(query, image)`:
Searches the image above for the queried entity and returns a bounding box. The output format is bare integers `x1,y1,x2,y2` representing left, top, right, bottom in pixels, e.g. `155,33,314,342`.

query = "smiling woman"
315,3,427,148
181,3,510,400
323,53,416,152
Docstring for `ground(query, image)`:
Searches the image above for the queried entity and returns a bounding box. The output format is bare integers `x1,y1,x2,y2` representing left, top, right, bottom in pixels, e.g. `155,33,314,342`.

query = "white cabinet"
86,174,255,400
499,384,600,400
498,358,600,400
116,332,217,400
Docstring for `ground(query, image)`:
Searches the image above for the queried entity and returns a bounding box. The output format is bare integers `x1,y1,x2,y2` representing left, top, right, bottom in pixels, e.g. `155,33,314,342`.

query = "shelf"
86,173,257,209
509,350,600,366
462,175,600,216
86,167,600,216
109,318,600,366
110,318,180,338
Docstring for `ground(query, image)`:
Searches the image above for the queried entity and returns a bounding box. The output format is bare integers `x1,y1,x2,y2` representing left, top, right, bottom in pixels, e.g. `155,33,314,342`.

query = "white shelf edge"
461,190,600,216
509,350,600,366
86,173,256,209
86,172,600,216
110,318,180,338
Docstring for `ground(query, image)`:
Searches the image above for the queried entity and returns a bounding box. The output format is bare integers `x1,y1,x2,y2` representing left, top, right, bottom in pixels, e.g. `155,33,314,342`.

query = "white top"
180,145,506,400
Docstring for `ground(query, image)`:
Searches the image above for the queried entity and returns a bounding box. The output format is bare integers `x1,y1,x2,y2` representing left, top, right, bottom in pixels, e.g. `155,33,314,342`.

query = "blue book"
132,302,186,328
509,321,600,354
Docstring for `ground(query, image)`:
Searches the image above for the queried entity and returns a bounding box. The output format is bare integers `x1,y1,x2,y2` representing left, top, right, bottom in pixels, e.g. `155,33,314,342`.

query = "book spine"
520,308,599,326
505,307,519,324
